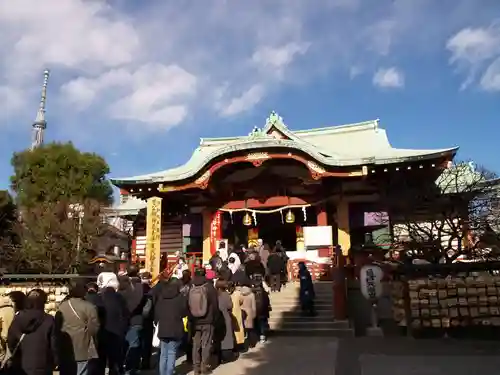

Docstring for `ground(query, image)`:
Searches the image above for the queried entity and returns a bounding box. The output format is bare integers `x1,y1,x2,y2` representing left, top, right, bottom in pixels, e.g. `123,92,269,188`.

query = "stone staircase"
268,281,353,337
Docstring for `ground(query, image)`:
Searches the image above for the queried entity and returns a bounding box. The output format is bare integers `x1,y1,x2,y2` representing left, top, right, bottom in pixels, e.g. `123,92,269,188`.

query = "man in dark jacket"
189,268,219,375
100,282,129,375
120,266,150,375
85,282,107,375
152,278,188,375
266,250,283,292
139,272,154,370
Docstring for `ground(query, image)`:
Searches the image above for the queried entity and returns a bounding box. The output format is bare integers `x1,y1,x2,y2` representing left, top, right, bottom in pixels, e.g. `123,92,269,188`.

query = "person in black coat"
139,272,154,370
189,268,219,375
7,289,57,375
99,284,129,375
119,266,150,375
266,250,283,292
151,278,188,375
231,264,251,286
251,280,271,343
85,282,107,375
244,253,266,279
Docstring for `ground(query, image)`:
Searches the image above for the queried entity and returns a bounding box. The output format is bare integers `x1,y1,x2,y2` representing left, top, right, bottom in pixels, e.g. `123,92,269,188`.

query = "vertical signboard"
210,210,222,255
145,197,162,279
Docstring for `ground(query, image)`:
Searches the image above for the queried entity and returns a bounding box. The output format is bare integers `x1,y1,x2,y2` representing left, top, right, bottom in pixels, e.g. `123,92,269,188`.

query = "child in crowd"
251,278,271,343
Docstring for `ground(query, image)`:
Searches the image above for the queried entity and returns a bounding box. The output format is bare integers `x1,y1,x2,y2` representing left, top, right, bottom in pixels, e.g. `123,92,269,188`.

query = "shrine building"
111,112,457,278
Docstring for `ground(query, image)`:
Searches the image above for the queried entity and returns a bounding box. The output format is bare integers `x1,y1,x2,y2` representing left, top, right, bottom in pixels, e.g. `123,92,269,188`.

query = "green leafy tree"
9,143,114,273
11,142,113,208
18,199,105,273
0,190,20,272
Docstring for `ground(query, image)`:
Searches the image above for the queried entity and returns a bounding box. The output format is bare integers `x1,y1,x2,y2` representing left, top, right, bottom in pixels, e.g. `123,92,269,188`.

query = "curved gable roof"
111,112,457,185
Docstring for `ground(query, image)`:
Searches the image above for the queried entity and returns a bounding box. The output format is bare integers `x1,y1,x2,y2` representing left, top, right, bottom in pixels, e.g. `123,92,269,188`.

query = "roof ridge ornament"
248,125,265,139
265,110,284,128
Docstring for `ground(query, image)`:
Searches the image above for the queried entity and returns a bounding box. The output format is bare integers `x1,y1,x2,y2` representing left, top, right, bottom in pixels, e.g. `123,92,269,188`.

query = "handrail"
152,263,176,285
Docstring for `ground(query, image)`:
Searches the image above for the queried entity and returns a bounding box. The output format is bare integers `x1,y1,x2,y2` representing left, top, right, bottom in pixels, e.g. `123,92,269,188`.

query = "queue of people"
0,240,309,375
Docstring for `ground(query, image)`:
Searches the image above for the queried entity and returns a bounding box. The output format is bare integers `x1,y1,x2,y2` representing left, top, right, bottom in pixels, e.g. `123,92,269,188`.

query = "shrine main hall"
111,112,457,277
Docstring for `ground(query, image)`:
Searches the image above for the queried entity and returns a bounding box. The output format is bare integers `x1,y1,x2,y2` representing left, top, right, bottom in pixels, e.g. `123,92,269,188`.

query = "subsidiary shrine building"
111,112,457,278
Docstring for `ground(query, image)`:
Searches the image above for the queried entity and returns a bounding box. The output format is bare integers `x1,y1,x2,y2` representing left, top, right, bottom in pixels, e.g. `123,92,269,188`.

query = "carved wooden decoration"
154,153,364,194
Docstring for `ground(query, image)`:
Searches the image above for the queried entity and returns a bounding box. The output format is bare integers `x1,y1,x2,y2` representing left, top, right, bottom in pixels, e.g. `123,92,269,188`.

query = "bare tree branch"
376,161,500,264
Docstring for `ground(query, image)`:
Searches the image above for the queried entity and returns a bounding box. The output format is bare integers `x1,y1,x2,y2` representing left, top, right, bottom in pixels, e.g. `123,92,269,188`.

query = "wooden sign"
145,197,162,280
210,211,222,255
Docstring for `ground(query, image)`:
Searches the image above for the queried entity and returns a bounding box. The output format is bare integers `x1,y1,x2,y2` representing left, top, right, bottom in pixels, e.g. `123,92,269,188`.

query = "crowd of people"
0,241,315,375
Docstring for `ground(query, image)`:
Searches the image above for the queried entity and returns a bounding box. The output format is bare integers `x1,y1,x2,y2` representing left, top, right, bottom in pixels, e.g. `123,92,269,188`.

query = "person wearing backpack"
188,268,219,375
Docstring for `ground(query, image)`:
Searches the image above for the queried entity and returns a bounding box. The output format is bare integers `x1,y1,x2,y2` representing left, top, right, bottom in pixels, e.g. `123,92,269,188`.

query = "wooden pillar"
145,197,162,280
333,199,349,320
202,210,213,264
296,226,305,251
317,205,328,226
130,238,137,264
316,204,330,257
337,199,350,256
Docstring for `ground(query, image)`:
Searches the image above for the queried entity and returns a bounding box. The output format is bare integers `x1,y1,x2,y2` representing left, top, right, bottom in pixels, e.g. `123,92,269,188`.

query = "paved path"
144,336,500,375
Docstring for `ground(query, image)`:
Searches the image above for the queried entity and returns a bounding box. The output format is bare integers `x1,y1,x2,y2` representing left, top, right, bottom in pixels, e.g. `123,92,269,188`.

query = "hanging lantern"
243,212,252,226
285,209,295,224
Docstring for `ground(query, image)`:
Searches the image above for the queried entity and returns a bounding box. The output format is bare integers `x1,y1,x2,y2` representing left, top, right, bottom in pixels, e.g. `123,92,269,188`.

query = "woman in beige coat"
0,292,25,364
230,287,245,347
238,286,256,347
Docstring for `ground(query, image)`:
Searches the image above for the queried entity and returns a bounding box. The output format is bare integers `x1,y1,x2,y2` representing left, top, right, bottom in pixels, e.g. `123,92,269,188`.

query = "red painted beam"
221,196,309,210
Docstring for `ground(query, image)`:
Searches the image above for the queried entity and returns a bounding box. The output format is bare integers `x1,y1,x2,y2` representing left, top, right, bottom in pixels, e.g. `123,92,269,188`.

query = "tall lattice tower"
31,69,50,150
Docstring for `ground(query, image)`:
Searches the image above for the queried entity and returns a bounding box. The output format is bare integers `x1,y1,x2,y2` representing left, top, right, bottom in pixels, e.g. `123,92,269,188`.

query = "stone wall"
0,282,69,315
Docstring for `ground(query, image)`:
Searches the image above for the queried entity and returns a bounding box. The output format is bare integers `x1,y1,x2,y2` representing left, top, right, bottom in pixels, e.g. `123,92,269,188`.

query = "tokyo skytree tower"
31,69,50,150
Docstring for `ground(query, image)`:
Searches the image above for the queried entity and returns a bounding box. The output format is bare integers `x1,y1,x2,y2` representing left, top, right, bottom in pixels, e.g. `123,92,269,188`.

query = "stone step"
269,315,341,324
271,318,349,328
269,310,333,319
270,299,332,305
269,303,333,311
270,324,354,338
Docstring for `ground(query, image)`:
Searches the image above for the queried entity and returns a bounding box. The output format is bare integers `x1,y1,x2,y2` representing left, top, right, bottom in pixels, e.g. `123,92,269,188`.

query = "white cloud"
0,0,498,135
446,21,500,91
218,84,265,117
0,0,139,77
372,67,405,89
480,57,500,91
252,42,310,72
62,64,197,128
0,86,24,119
214,42,309,117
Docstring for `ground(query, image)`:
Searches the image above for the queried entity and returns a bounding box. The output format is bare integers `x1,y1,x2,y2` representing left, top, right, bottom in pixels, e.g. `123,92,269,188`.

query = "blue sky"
0,0,499,194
